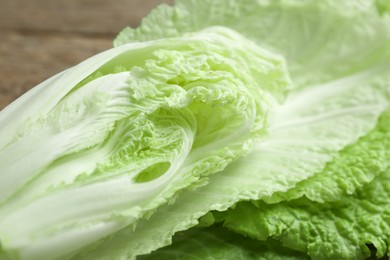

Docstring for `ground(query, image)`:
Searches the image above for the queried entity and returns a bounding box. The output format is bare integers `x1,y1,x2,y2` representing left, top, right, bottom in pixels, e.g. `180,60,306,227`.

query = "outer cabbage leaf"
0,27,290,260
219,165,390,259
115,0,390,88
265,108,390,203
139,226,308,260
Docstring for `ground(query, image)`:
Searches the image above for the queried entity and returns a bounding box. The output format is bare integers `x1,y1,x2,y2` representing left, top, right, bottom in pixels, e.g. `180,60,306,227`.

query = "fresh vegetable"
0,0,389,259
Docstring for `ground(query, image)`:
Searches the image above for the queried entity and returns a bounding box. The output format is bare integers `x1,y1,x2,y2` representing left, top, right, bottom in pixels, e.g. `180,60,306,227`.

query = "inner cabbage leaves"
0,27,290,260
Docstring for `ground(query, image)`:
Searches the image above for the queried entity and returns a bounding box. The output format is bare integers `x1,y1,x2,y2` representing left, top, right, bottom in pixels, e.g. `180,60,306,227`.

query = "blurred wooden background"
0,0,173,110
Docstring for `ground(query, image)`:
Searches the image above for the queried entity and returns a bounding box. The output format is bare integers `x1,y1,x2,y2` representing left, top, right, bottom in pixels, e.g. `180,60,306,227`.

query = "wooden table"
0,0,173,110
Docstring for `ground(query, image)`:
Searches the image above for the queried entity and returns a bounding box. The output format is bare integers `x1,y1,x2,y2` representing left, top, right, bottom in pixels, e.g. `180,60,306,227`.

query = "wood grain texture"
0,0,173,109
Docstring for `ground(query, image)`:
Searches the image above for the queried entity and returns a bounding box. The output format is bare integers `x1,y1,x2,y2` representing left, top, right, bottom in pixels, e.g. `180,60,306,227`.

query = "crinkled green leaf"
139,226,308,260
219,166,390,259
